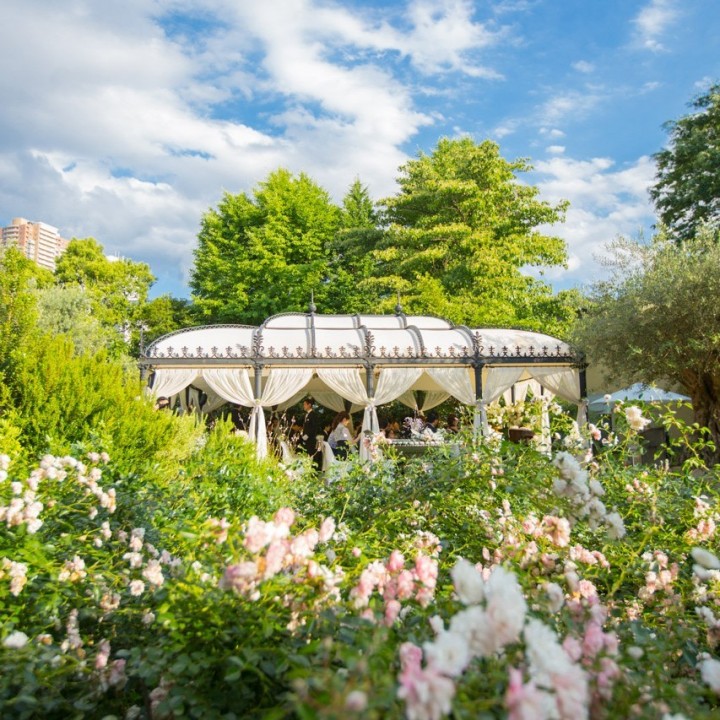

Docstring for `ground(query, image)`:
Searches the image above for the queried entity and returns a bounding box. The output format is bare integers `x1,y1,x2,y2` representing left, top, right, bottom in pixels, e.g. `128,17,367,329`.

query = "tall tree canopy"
0,247,53,371
371,137,573,332
650,82,720,242
54,238,155,351
191,169,341,325
325,179,385,313
572,227,720,454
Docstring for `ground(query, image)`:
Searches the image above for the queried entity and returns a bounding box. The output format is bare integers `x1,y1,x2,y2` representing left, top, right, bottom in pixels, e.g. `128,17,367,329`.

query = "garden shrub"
0,402,719,719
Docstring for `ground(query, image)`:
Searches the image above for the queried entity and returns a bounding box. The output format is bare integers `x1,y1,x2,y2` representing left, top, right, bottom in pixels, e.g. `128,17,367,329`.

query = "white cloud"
5,0,501,293
531,154,657,288
537,90,604,125
572,60,594,73
632,0,679,52
540,127,566,139
546,145,565,155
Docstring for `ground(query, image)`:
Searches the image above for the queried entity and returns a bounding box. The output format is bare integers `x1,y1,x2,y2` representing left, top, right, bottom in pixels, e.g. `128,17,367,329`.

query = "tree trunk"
684,370,720,464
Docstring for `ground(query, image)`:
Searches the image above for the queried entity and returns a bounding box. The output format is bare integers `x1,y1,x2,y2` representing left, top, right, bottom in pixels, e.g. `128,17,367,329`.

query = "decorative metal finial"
395,291,403,315
309,291,317,314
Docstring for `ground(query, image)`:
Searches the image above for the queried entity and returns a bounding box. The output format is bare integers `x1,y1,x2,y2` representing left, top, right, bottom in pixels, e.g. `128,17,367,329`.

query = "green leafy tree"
650,82,720,242
190,169,341,324
138,295,196,347
371,137,572,331
0,247,53,370
54,238,156,351
573,227,720,453
325,179,385,313
35,285,112,355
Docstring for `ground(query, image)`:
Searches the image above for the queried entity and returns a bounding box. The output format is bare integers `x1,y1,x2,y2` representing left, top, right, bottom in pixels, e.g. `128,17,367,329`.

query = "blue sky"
0,0,718,299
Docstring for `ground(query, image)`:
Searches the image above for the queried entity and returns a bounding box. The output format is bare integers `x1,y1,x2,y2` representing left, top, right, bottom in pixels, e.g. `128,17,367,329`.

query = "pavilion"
140,307,587,460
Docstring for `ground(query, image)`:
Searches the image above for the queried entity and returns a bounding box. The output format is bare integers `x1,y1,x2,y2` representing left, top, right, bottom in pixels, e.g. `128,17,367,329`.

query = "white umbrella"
588,383,690,413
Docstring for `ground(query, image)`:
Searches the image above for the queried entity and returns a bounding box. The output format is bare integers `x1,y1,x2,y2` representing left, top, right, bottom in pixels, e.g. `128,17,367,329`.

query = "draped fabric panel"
318,368,422,461
309,391,347,413
397,388,450,412
317,369,372,460
277,389,309,412
178,386,203,414
397,390,416,410
421,391,450,411
201,389,228,415
149,369,198,399
317,369,368,404
529,367,585,426
374,369,423,405
426,367,485,435
426,368,475,404
202,368,255,405
321,441,335,471
529,368,580,403
482,368,526,437
253,369,313,459
483,367,527,404
203,368,313,459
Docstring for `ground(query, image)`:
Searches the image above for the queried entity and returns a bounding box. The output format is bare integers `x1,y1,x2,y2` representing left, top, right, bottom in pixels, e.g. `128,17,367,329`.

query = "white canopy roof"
144,312,574,364
141,312,585,459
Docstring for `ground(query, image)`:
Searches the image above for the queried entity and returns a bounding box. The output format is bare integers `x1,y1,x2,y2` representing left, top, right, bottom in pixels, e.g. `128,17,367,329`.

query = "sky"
1,0,718,300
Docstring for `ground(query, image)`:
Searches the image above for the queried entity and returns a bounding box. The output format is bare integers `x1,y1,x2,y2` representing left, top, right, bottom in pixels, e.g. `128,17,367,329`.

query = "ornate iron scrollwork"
472,331,484,357
252,331,264,357
364,330,376,357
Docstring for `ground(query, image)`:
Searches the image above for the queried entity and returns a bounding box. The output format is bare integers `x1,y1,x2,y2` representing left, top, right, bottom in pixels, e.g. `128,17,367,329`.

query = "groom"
301,397,323,471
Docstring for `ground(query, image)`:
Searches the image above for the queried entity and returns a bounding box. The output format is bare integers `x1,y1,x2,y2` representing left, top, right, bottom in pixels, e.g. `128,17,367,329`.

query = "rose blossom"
450,558,485,605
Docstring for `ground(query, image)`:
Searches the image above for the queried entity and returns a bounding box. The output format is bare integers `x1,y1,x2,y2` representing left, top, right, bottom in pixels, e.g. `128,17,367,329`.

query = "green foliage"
1,405,720,718
34,285,113,355
573,226,720,451
0,248,53,371
651,82,720,242
138,295,195,348
160,419,294,537
190,169,342,324
54,238,156,354
371,137,572,331
325,179,385,313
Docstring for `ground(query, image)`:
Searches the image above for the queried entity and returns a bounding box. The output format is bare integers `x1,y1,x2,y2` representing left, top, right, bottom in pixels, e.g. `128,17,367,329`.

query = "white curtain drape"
479,367,524,436
318,369,373,460
483,367,527,404
202,368,254,405
425,367,486,435
318,368,422,461
529,367,585,425
321,441,336,471
149,369,198,399
201,388,228,415
426,368,475,404
203,368,313,459
397,388,450,412
252,369,313,458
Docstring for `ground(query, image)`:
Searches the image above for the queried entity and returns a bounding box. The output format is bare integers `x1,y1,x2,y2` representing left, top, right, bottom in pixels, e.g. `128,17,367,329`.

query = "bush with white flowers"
0,399,719,719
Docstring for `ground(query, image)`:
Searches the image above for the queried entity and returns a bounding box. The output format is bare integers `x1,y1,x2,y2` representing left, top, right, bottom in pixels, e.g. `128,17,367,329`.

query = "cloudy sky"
1,0,718,299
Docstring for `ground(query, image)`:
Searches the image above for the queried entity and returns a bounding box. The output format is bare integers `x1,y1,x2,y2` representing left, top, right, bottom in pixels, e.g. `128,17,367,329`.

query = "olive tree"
573,227,720,452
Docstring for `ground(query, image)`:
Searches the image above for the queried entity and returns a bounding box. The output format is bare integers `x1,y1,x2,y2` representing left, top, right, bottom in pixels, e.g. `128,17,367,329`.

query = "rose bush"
0,398,719,719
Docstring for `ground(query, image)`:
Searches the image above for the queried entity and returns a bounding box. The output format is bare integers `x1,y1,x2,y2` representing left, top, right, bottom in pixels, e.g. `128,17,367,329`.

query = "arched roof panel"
144,314,577,363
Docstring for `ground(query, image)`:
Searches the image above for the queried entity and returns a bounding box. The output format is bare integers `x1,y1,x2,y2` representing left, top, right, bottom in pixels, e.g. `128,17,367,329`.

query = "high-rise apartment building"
1,217,69,271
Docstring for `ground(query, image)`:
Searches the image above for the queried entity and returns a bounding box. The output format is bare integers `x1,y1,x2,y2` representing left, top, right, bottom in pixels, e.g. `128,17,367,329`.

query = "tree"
324,179,385,313
650,83,720,242
190,169,341,324
0,247,53,370
35,285,112,355
572,227,720,454
138,295,195,347
54,237,156,353
370,137,572,331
